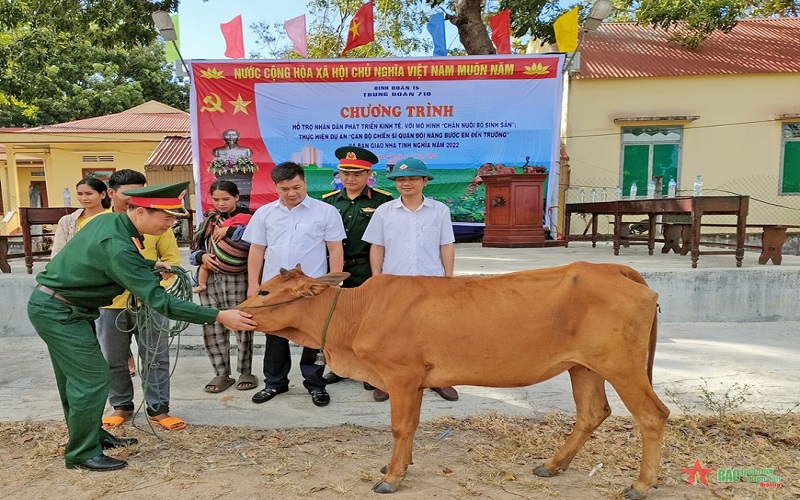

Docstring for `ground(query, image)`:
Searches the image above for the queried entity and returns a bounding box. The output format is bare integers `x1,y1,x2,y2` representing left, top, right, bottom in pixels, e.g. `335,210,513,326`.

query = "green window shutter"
782,141,800,194
652,144,679,195
622,144,649,196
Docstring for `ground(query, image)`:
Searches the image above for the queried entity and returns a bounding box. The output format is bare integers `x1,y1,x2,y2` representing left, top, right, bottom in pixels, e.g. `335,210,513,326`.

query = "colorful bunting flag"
489,9,511,54
220,14,245,59
342,1,375,55
554,7,580,53
284,15,308,58
427,12,447,57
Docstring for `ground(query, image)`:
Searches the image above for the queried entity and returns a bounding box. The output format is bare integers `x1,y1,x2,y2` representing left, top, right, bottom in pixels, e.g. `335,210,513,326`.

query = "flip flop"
236,373,259,391
149,416,186,431
204,375,235,393
101,415,126,430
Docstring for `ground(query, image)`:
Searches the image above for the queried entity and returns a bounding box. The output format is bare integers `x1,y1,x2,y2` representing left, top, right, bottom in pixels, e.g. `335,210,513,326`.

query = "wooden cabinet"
482,173,548,248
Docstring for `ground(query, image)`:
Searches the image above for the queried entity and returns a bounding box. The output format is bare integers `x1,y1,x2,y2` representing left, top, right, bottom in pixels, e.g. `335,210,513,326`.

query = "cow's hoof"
372,480,399,494
623,486,647,500
379,464,387,474
533,465,557,477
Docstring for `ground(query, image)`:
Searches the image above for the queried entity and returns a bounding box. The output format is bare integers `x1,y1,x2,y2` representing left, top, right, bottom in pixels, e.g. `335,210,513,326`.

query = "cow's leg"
373,386,424,494
608,375,669,500
534,366,610,477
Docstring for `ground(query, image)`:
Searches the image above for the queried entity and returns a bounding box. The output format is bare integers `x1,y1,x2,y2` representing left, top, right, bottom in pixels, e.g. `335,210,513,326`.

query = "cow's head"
237,265,350,310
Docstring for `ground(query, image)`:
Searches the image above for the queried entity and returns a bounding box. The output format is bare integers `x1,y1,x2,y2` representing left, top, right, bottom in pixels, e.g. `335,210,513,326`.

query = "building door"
620,126,682,197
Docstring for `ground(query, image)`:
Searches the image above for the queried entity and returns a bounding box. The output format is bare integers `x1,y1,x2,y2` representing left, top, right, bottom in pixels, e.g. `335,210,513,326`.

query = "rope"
122,265,193,436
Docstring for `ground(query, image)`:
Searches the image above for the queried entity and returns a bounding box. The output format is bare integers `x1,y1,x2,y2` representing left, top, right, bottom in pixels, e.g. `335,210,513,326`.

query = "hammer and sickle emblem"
201,94,224,113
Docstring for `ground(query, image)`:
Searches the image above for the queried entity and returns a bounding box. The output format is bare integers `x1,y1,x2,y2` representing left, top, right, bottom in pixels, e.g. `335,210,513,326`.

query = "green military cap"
123,181,190,216
386,157,434,180
335,146,379,172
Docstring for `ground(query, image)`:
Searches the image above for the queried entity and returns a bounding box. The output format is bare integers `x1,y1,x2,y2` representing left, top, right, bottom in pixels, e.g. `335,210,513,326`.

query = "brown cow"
238,262,669,499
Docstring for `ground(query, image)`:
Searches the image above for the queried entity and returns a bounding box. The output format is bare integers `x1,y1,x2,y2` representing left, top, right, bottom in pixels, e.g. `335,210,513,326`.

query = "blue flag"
427,12,447,56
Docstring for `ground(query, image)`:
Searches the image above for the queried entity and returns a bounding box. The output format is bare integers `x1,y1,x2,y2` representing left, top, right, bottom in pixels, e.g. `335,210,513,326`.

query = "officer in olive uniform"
321,147,393,397
28,182,255,472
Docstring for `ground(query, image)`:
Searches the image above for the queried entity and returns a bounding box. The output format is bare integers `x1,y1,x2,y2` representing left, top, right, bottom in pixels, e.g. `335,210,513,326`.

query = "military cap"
123,181,189,216
335,146,379,172
386,157,434,180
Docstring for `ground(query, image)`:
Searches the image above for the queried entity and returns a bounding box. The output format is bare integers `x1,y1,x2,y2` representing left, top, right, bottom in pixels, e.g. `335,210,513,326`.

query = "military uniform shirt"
36,212,218,324
322,186,393,261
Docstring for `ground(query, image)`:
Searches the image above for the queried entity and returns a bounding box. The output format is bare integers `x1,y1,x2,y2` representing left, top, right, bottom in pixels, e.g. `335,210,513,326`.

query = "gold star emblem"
350,20,360,37
229,94,252,115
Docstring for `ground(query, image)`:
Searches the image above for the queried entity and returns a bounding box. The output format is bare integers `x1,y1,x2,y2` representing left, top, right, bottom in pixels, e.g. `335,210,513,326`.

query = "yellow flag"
554,7,579,53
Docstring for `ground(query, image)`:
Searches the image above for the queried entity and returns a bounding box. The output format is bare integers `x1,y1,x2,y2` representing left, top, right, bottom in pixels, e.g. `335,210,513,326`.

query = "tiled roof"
578,17,800,79
145,135,193,169
25,101,189,134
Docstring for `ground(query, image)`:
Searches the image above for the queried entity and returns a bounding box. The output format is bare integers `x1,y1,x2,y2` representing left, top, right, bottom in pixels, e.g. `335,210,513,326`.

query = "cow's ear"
316,272,350,286
299,283,328,297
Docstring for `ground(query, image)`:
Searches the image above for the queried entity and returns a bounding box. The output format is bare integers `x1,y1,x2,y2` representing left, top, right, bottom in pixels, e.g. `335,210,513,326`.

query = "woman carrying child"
191,180,257,393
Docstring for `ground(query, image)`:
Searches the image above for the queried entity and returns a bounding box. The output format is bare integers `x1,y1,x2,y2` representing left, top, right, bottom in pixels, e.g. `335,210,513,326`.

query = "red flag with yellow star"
342,1,374,55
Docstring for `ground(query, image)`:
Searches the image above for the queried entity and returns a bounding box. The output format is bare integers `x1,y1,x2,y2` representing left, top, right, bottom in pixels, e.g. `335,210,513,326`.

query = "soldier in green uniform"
28,182,256,472
321,147,393,399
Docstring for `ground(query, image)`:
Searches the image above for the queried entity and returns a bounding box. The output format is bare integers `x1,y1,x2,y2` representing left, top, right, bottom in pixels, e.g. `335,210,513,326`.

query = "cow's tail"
617,265,658,385
647,307,657,385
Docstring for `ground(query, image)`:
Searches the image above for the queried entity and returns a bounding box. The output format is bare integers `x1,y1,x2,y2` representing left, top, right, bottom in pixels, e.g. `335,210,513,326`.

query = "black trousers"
261,334,325,391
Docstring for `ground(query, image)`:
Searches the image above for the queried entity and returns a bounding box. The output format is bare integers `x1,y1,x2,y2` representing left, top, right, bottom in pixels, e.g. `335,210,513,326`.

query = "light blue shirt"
243,196,346,282
363,196,455,277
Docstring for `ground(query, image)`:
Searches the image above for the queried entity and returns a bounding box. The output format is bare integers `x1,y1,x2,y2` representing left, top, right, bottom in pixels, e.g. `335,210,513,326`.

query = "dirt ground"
1,411,797,499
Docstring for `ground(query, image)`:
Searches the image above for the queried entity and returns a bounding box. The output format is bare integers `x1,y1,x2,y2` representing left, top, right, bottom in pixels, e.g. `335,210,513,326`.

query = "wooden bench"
661,223,800,265
19,207,79,274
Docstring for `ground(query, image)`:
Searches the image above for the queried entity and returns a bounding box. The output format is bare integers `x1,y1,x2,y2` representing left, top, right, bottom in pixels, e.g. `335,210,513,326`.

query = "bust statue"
212,129,253,160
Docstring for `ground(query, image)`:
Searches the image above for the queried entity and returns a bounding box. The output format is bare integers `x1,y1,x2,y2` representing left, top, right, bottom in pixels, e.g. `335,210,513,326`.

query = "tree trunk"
449,0,496,55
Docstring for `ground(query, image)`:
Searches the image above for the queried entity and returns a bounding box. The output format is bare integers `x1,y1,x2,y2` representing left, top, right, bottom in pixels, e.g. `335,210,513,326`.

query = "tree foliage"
0,0,186,127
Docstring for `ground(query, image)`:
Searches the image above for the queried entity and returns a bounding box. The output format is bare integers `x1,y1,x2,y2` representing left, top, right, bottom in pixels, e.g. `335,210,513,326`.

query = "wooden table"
564,196,750,268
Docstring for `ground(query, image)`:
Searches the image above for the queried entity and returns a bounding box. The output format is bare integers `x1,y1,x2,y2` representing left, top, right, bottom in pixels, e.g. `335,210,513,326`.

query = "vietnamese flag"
489,9,511,54
342,1,374,55
221,14,245,59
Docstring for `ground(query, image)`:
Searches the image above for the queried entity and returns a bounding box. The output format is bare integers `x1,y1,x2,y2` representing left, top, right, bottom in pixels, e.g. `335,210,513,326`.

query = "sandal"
101,415,127,429
204,375,235,393
149,415,186,431
236,373,259,391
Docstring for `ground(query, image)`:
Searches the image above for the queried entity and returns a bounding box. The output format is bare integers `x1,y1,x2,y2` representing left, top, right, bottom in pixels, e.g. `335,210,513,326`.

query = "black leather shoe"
363,382,375,390
431,386,459,401
101,435,138,449
66,454,127,471
373,389,389,402
310,388,330,407
252,386,288,404
323,372,345,384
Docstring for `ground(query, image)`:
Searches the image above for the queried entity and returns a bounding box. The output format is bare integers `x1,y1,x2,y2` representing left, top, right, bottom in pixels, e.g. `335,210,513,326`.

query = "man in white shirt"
243,162,346,407
362,157,459,401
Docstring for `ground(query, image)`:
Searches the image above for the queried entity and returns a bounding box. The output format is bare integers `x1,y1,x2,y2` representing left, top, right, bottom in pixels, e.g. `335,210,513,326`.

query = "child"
193,212,252,293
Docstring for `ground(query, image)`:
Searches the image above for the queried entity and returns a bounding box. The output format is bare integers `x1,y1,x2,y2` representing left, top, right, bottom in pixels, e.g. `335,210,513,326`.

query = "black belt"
344,257,370,267
36,284,74,305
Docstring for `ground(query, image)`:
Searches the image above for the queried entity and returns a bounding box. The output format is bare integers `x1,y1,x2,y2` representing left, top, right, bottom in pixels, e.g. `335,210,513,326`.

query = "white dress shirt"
243,195,346,281
362,196,455,276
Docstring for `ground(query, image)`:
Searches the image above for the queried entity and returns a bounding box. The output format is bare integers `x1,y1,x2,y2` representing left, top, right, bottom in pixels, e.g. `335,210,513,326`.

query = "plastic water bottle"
590,188,597,202
693,175,703,196
647,180,656,198
629,182,638,200
615,185,622,200
63,188,71,207
579,189,586,202
667,178,677,198
601,187,608,201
